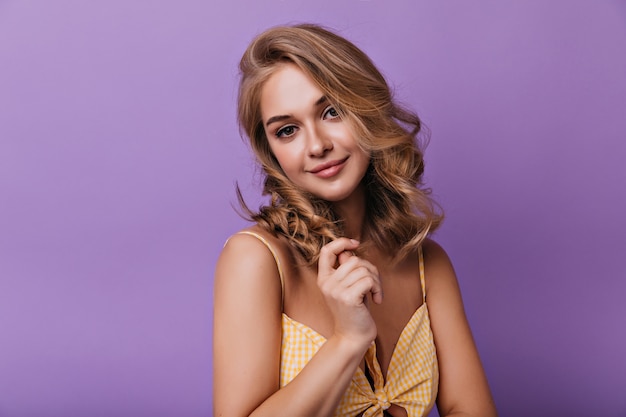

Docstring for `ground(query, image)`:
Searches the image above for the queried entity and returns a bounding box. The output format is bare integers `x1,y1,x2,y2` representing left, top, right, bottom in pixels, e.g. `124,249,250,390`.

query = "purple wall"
1,1,624,416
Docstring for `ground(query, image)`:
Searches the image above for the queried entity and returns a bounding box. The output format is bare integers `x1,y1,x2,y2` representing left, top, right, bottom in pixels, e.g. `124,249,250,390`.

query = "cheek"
268,145,298,177
353,146,371,167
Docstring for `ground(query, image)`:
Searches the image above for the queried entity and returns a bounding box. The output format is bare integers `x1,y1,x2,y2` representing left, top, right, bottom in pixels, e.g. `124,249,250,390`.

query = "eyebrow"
265,95,329,127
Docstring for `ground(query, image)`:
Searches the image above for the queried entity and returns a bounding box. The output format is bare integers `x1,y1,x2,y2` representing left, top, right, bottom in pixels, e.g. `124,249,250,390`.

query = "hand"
317,238,383,346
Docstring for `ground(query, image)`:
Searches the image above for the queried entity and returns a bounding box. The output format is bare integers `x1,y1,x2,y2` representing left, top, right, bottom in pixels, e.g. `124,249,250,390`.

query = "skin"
261,64,371,207
213,64,497,416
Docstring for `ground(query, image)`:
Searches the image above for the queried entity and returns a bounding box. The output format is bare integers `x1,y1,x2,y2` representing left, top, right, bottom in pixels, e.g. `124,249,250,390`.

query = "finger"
347,274,384,306
335,264,377,287
335,257,379,282
346,276,378,307
340,261,382,305
318,238,360,274
370,279,384,305
337,250,355,265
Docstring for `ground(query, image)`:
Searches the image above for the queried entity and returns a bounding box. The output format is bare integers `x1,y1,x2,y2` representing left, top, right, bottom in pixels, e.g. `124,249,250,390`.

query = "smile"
308,157,349,179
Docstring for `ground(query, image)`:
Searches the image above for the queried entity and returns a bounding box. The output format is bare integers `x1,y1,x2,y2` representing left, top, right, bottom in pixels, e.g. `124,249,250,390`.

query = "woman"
213,24,497,417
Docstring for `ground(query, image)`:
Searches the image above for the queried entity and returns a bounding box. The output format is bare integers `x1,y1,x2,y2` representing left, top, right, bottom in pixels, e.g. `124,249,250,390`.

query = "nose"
307,127,333,157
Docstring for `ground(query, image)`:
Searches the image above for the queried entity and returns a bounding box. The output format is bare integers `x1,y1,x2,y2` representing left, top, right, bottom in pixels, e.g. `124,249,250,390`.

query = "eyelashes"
323,106,339,120
276,125,297,138
273,105,341,139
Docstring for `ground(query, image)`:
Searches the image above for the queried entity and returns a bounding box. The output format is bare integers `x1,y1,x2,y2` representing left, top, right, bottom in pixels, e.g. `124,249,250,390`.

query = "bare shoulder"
221,224,285,255
215,225,286,302
221,225,290,262
421,237,450,262
421,238,458,293
421,238,498,416
213,225,286,415
420,237,464,324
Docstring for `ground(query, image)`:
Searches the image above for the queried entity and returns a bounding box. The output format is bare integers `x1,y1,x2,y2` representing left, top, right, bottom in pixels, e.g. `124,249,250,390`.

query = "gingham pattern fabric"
236,232,438,416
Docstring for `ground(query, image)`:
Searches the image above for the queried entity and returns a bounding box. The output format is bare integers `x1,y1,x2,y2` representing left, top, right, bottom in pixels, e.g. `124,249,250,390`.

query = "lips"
308,156,349,178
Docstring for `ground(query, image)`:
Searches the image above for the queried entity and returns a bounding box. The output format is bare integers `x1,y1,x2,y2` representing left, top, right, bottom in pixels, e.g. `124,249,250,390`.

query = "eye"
275,125,297,138
323,106,340,120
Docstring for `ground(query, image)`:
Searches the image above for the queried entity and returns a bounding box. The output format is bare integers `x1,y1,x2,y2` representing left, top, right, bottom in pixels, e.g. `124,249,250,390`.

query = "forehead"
260,64,324,122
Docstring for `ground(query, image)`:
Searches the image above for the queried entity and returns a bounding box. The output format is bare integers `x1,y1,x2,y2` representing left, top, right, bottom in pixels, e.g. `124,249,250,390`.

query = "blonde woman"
213,24,497,417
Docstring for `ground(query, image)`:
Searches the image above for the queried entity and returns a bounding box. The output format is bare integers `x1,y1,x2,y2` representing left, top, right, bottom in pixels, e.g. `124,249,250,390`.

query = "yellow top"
236,231,439,416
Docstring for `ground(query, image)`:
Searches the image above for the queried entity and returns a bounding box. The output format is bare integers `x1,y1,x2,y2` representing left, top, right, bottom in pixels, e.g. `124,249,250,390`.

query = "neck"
331,183,366,241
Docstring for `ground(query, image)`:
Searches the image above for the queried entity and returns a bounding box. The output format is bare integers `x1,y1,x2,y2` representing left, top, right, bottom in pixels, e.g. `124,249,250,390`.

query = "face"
260,64,370,204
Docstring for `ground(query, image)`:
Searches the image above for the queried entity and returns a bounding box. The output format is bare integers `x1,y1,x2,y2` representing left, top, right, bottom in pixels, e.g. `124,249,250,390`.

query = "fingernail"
350,239,359,244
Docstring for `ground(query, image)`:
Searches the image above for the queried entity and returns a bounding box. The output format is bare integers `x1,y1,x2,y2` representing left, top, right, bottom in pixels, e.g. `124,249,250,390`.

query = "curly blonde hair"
236,23,443,265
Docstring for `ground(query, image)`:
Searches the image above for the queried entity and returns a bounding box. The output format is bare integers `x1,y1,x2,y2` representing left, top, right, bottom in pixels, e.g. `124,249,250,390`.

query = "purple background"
1,1,625,416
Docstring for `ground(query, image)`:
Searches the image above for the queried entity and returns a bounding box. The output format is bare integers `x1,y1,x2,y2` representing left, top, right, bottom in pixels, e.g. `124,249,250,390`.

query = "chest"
283,256,424,378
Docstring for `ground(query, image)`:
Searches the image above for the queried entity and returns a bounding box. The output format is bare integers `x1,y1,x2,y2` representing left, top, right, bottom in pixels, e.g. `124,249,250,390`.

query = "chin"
313,190,358,203
309,181,365,203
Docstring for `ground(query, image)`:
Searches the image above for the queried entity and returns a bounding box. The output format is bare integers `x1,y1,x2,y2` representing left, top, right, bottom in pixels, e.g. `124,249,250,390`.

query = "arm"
423,239,497,417
213,234,381,417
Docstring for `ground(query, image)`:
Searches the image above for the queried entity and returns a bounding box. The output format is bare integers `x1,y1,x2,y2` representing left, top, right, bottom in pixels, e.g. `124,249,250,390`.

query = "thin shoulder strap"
418,245,426,303
233,231,285,309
